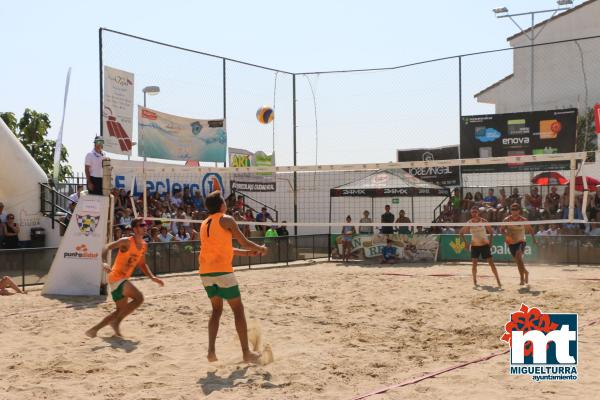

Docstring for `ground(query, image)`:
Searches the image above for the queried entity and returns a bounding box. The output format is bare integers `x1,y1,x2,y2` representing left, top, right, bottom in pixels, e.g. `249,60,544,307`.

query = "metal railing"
0,235,329,291
231,190,279,223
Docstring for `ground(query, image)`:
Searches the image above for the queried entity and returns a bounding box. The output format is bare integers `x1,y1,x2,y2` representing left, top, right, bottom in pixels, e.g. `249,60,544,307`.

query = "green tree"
0,108,73,182
576,107,598,162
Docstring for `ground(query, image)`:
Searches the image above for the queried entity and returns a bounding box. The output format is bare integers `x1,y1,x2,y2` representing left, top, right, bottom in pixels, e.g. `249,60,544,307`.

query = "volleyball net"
109,151,594,236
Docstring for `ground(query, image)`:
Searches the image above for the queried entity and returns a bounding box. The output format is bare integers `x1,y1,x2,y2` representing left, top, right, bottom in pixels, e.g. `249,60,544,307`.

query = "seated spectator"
415,226,425,234
586,220,600,236
525,187,542,219
264,225,279,244
63,202,76,228
441,226,456,234
0,202,6,246
175,225,190,241
395,210,412,234
182,187,194,207
2,214,19,249
226,193,236,209
113,226,122,240
119,208,133,228
497,188,509,211
192,190,205,211
359,210,373,235
561,187,583,220
243,209,255,237
115,188,129,210
509,188,522,207
122,225,133,237
483,188,498,208
276,222,289,237
380,239,397,264
545,186,561,216
158,226,174,242
256,207,274,232
473,191,484,208
461,192,474,212
0,276,25,295
147,226,160,243
235,195,245,212
171,190,183,209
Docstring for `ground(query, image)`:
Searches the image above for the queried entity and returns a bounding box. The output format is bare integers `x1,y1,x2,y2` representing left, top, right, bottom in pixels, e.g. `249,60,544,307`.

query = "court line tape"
382,272,600,281
350,315,600,400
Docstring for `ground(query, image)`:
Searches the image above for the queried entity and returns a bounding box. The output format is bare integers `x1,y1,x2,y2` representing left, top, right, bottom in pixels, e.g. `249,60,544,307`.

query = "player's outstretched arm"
221,215,267,256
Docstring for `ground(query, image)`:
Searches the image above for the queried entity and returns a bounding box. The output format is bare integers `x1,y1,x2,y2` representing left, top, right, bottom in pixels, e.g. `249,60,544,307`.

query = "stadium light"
493,7,508,14
142,85,160,107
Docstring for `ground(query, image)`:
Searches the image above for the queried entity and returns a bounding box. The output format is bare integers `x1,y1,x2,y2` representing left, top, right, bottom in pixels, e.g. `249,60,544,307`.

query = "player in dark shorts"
459,206,502,288
502,203,537,285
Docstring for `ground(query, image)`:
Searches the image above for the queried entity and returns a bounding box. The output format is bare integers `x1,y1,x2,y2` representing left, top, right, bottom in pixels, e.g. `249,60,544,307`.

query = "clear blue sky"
0,0,581,172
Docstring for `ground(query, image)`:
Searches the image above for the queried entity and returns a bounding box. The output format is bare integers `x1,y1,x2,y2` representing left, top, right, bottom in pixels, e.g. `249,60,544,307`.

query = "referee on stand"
85,136,106,195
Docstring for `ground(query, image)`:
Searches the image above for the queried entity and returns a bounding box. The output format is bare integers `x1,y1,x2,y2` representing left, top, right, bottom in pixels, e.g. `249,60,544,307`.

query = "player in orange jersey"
86,217,164,338
199,191,267,363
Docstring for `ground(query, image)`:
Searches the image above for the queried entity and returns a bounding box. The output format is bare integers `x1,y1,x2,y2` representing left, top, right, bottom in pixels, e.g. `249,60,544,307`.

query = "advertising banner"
102,66,134,155
460,108,577,172
42,195,109,296
396,145,460,187
138,106,226,162
331,233,439,262
438,234,538,262
229,147,276,192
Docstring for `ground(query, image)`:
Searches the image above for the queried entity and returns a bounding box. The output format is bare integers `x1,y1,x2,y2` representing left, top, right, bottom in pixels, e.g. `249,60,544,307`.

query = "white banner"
102,66,134,155
139,106,226,162
43,194,109,296
228,147,276,192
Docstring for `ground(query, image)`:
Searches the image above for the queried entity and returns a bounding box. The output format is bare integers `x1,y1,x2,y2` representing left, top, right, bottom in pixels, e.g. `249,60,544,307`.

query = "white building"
475,0,600,114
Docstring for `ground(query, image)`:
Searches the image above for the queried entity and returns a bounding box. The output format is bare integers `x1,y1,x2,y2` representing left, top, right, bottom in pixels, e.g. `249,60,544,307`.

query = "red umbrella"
531,172,568,186
575,176,600,192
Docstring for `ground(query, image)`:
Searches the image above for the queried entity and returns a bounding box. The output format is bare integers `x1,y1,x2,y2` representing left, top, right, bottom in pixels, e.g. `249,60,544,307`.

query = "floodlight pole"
495,6,571,112
99,28,103,139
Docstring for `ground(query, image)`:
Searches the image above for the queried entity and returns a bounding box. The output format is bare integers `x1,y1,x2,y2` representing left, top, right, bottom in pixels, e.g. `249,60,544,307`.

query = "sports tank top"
108,237,147,283
506,224,526,244
470,224,488,244
199,213,234,274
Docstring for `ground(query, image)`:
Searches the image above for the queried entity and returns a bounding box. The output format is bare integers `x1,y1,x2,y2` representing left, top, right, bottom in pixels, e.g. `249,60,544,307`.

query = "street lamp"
142,85,160,107
494,2,573,111
141,86,160,161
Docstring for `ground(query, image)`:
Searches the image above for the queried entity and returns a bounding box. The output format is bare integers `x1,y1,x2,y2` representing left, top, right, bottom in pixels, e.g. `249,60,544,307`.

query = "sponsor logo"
230,181,276,192
76,214,100,236
202,173,224,197
540,119,562,139
371,174,389,185
475,127,502,143
449,237,466,254
383,188,408,195
190,121,203,136
502,137,530,145
341,189,367,196
502,304,577,381
108,74,133,87
142,109,157,120
408,167,452,176
422,151,434,161
63,244,99,260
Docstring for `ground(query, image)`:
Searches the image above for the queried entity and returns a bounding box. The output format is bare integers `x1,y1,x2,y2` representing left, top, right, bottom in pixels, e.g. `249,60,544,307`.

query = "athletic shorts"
470,244,492,260
109,279,127,302
200,272,240,300
508,242,526,258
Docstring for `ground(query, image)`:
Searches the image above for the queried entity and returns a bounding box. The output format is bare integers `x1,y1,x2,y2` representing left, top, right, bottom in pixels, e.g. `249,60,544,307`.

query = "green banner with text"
438,235,538,262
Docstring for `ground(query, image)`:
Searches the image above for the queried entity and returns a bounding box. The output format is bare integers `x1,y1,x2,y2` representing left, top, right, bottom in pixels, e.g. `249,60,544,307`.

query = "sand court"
2,262,599,399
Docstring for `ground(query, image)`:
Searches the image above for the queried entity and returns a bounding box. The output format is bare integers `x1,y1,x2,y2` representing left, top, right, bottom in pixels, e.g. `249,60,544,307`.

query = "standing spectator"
276,222,289,236
256,207,274,233
85,136,106,195
341,215,356,263
0,202,6,246
2,214,20,249
264,225,279,245
359,210,373,235
395,210,412,234
381,205,395,235
243,209,255,237
544,186,561,217
68,185,84,204
561,187,582,220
